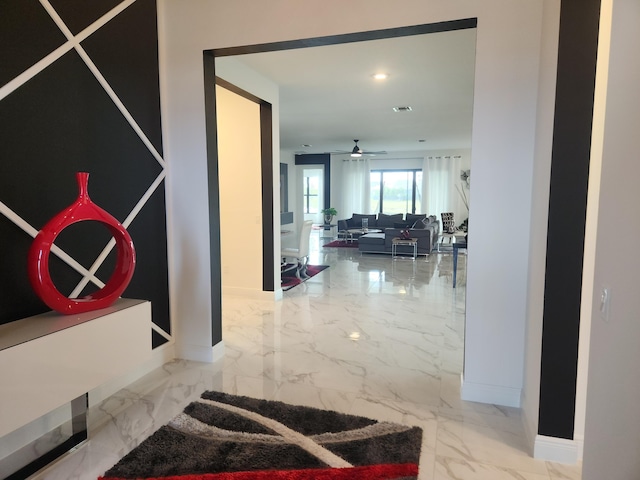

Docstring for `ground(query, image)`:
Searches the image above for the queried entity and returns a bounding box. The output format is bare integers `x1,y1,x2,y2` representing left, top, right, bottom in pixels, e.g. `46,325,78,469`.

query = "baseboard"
176,342,215,363
534,434,580,464
211,340,225,363
223,286,279,301
521,408,537,456
574,433,584,461
460,377,521,407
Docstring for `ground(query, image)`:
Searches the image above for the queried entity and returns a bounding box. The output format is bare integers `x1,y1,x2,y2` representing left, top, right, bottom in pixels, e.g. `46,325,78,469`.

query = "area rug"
281,264,329,291
99,391,422,480
323,240,358,248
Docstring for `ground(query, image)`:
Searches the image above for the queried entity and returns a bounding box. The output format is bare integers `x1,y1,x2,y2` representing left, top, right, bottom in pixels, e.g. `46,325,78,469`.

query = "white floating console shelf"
0,298,151,477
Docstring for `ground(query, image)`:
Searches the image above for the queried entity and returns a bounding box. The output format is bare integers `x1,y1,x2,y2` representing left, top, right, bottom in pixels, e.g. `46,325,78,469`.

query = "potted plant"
321,207,338,225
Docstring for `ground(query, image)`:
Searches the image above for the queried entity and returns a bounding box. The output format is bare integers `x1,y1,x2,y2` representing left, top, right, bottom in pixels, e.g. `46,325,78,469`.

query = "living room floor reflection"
35,229,580,480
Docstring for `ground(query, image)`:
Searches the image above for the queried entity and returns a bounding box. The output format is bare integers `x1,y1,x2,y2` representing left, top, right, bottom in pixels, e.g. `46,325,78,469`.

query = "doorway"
302,167,324,225
204,18,476,328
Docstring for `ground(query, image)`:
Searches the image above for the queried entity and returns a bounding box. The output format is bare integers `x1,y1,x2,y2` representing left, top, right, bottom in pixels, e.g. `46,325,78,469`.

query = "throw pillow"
412,218,426,229
352,213,376,228
406,213,427,225
377,213,403,228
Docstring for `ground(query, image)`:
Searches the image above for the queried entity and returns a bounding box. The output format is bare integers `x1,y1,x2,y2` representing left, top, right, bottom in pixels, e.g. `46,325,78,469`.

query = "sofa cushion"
377,213,403,229
393,221,412,228
359,232,385,246
411,217,429,229
406,213,427,224
352,213,377,228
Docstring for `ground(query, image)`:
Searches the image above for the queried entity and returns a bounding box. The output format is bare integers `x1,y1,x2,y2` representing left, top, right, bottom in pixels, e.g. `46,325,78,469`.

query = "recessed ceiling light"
372,73,388,80
393,106,412,112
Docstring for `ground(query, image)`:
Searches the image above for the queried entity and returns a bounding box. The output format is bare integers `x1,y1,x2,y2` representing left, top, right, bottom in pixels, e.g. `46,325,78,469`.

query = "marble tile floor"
32,231,582,480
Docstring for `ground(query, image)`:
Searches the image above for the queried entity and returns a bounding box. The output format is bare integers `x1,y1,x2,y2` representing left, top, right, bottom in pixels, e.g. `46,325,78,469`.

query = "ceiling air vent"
392,106,412,112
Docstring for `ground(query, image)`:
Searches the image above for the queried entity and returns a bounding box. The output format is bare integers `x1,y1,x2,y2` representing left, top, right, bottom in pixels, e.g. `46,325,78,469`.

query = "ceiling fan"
329,139,387,157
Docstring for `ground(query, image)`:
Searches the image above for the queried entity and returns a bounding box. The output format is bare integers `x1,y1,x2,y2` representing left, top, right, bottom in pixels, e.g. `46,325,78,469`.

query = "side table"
392,237,418,260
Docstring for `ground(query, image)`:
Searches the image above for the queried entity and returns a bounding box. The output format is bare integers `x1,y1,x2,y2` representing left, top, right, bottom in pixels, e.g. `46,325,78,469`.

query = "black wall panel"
0,0,66,87
49,0,125,35
81,0,163,153
0,0,170,346
539,0,601,439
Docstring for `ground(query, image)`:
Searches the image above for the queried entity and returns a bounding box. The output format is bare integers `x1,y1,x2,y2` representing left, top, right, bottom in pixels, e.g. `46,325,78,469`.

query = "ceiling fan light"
351,152,362,158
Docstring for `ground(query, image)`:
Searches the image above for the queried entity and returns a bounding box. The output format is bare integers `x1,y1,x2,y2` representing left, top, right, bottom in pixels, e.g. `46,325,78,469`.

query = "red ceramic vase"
27,172,136,314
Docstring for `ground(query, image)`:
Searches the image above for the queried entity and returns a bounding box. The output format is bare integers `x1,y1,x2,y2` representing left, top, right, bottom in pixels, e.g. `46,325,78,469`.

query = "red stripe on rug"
99,462,419,480
323,240,359,248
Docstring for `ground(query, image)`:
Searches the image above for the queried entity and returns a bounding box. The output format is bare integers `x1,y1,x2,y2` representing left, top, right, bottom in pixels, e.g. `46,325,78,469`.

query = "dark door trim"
202,18,478,343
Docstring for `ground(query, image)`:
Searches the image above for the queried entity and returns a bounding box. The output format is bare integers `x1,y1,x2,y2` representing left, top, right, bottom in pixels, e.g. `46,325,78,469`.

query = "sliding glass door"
370,169,423,214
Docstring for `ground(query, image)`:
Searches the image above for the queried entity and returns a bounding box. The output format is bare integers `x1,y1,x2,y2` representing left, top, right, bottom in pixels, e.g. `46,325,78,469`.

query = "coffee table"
346,228,382,242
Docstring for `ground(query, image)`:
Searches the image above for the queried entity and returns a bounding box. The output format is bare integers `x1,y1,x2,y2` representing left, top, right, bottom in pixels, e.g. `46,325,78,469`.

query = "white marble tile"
434,456,551,480
546,460,583,480
26,231,581,480
436,409,549,476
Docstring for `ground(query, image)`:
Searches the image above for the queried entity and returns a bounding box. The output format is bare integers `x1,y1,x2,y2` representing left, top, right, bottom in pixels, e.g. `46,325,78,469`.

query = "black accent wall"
539,0,601,438
0,0,170,347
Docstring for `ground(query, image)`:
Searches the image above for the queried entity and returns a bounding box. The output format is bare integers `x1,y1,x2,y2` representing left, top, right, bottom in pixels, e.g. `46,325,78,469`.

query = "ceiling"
218,27,477,156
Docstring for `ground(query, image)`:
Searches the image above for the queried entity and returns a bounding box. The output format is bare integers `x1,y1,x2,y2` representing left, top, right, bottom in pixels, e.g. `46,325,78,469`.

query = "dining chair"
441,212,455,233
281,220,313,279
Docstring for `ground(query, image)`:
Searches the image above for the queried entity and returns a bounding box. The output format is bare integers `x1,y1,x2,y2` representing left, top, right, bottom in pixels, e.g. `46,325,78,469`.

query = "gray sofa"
337,213,440,255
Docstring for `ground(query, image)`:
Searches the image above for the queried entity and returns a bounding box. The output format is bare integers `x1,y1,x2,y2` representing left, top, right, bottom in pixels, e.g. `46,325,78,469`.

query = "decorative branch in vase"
456,184,469,211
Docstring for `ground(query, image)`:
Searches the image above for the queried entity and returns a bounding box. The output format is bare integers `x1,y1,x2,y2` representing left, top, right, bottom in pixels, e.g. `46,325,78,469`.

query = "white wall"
158,0,552,407
521,0,560,455
216,86,263,295
583,0,640,477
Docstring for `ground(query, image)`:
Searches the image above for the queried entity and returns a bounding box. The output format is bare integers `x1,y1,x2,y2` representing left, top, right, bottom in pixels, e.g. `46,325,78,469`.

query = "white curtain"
422,155,466,224
341,158,371,215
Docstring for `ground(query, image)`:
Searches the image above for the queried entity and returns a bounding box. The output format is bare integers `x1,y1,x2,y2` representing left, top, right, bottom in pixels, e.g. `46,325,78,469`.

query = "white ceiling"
220,28,477,156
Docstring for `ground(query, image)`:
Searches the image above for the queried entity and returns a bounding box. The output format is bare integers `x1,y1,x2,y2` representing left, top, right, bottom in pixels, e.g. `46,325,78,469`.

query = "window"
370,169,423,214
303,174,320,214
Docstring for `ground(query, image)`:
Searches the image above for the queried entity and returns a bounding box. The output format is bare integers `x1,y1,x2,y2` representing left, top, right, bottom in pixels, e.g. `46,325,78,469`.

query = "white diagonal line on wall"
0,43,74,102
0,200,39,239
39,0,166,169
0,0,134,103
151,323,172,342
0,200,106,288
122,171,167,229
69,172,166,298
74,43,166,168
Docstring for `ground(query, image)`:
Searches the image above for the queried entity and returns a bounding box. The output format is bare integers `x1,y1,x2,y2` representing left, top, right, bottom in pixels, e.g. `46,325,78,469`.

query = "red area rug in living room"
281,264,329,291
99,391,422,480
323,240,358,248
